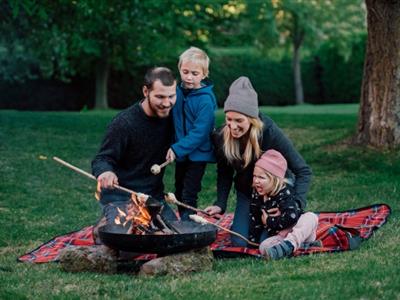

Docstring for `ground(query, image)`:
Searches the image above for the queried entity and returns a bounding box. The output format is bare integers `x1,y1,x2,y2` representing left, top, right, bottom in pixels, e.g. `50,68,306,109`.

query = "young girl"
166,47,217,221
204,76,312,247
249,149,318,260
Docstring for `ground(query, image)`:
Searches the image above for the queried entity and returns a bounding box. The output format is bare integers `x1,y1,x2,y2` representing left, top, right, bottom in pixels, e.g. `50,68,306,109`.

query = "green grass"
1,104,399,299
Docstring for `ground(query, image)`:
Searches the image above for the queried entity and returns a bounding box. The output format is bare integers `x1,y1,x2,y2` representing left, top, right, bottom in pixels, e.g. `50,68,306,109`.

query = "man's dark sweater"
92,101,173,201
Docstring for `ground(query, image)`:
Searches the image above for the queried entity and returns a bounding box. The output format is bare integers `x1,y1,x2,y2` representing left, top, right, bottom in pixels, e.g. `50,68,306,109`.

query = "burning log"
189,215,260,247
112,192,177,235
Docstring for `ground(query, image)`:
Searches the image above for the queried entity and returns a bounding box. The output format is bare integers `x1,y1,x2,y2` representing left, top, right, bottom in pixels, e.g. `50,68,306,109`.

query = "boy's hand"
166,148,176,162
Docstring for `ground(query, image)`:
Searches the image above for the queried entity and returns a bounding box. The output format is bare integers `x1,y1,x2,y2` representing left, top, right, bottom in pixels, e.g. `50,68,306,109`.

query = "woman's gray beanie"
223,76,259,118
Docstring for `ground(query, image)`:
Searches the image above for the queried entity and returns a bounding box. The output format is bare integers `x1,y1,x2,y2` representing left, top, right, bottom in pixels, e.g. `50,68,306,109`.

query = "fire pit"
98,221,217,254
97,192,217,254
52,157,218,261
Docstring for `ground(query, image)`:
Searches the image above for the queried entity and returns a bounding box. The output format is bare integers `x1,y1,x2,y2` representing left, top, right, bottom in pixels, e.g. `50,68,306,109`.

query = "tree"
355,0,400,148
247,0,365,104
5,0,235,109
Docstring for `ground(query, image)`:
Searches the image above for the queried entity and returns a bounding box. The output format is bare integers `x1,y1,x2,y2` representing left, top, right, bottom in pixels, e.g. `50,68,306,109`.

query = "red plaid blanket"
18,203,390,263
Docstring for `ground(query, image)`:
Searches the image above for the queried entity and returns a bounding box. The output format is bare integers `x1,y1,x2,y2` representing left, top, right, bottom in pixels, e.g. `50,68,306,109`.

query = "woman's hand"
261,207,281,225
267,207,281,217
204,205,222,215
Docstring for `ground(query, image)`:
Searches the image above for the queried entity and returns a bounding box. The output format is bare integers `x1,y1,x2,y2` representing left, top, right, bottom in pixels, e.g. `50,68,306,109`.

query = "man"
92,67,177,224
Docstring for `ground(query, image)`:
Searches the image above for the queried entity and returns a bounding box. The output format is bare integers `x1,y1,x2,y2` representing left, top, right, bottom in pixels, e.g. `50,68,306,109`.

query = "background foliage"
0,0,366,110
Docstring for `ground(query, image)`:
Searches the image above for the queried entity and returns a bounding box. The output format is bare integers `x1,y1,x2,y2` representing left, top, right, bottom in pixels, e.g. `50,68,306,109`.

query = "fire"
94,181,153,234
114,192,152,234
95,181,101,201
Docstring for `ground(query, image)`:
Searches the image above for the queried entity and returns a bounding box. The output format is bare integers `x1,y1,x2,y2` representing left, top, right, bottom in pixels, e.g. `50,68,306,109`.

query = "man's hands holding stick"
97,171,119,189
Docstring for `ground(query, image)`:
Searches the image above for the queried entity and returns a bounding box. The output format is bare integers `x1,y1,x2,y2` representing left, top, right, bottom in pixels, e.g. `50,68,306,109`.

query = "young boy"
166,47,217,221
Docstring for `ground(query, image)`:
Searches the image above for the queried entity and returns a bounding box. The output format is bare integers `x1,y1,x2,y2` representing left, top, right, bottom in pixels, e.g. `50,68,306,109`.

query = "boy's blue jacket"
171,81,217,162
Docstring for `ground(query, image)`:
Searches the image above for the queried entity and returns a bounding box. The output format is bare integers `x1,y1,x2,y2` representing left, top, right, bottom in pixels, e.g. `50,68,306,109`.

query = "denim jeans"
230,191,252,247
231,191,270,247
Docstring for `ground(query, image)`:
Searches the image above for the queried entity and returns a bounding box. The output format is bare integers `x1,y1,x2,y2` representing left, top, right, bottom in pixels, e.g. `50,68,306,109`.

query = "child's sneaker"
264,240,294,260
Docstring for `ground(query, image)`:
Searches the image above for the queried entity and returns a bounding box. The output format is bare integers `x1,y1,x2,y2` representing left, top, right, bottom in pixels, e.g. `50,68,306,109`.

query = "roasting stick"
53,156,136,196
165,192,212,217
190,214,260,247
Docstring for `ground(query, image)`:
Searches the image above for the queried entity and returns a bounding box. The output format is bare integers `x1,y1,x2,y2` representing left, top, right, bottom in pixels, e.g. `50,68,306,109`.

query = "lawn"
0,104,399,299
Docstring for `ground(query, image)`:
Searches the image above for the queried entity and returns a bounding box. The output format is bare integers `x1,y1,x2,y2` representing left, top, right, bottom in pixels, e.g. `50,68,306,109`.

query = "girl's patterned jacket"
248,185,303,244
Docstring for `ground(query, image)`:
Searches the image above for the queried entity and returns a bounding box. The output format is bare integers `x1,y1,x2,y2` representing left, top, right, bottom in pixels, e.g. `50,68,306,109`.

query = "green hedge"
210,55,295,106
211,37,365,105
303,36,366,104
0,37,366,110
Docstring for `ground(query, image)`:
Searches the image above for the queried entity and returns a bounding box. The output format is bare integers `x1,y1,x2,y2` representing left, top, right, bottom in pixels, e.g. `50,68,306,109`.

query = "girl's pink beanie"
255,149,287,179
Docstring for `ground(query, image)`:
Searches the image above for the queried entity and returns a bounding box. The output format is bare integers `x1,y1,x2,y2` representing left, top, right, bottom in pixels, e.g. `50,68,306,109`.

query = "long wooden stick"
190,214,259,247
165,193,212,216
53,156,137,196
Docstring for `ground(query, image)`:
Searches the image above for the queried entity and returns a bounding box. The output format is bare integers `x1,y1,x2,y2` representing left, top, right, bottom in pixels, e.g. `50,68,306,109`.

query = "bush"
0,37,366,110
0,77,93,111
210,54,295,106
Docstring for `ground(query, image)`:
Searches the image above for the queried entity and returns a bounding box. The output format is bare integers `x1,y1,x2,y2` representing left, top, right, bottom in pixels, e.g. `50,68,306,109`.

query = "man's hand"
204,205,222,215
166,148,176,162
97,171,118,189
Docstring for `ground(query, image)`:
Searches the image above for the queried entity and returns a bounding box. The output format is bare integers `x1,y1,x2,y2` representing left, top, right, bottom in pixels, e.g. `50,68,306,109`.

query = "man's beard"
148,97,172,118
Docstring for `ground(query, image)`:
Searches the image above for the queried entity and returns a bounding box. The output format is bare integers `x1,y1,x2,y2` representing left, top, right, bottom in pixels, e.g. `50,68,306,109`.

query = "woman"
204,76,312,247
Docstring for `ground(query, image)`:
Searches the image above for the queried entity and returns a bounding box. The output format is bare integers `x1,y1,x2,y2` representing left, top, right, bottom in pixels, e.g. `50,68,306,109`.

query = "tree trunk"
293,43,304,105
95,58,109,109
355,0,400,148
292,13,305,105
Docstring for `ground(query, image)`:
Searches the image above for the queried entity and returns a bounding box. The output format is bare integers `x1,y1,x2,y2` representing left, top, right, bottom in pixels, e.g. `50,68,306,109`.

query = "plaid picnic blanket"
18,203,391,263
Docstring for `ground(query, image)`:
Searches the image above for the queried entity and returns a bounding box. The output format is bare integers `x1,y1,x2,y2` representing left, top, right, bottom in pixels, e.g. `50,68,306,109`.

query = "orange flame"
112,192,152,234
95,181,101,201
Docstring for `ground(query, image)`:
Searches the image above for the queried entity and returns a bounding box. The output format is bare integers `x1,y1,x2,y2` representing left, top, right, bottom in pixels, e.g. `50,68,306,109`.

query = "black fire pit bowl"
98,221,217,254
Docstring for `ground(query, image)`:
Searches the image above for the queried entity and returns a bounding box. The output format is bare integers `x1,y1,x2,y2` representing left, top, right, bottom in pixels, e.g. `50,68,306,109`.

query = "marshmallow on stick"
150,160,171,175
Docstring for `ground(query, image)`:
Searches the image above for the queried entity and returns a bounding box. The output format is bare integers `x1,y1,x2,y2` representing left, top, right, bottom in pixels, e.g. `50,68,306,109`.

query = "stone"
139,247,214,276
59,245,118,273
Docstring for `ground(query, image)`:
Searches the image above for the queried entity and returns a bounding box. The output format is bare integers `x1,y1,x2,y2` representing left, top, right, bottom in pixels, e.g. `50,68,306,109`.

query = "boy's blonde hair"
222,116,264,168
178,47,210,77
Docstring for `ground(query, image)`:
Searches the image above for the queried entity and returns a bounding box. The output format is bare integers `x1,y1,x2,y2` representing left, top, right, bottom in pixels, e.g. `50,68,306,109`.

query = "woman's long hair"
222,116,264,168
